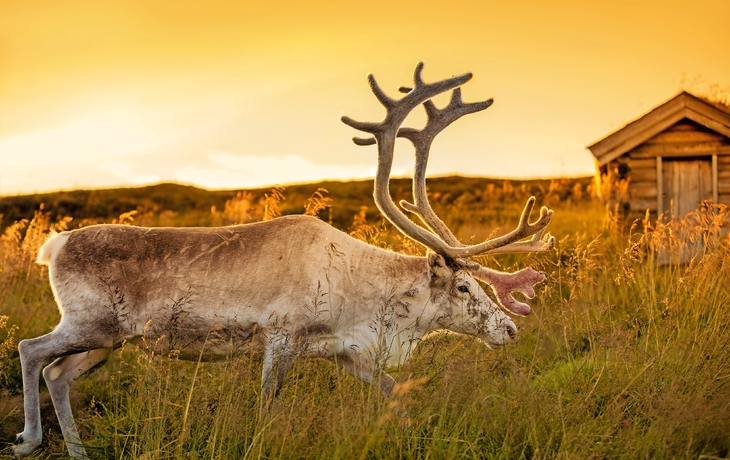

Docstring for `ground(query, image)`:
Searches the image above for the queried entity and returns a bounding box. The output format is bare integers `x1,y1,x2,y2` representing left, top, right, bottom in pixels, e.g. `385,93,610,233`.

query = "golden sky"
1,0,729,195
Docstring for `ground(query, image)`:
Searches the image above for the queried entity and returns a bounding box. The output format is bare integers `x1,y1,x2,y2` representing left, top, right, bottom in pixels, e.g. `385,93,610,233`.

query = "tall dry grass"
1,186,729,459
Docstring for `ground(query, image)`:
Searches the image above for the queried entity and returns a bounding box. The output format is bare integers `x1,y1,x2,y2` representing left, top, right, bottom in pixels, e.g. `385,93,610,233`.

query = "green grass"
1,180,729,459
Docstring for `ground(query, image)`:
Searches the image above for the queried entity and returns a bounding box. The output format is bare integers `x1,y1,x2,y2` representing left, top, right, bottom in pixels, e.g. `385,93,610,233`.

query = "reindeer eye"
457,286,469,293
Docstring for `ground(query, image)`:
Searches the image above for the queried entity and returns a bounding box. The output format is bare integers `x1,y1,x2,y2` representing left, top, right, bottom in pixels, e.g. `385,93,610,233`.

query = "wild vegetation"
1,177,729,459
0,177,592,232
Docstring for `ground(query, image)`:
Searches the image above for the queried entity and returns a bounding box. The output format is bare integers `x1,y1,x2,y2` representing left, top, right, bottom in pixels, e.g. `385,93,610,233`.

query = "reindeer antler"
342,63,555,315
342,63,554,259
466,263,546,316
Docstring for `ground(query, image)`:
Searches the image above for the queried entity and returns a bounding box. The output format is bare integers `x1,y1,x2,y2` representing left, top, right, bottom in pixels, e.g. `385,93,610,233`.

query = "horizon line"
0,173,596,199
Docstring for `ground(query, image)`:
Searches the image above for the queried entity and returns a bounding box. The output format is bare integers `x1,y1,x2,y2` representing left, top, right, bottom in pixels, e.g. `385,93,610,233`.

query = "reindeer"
13,63,554,459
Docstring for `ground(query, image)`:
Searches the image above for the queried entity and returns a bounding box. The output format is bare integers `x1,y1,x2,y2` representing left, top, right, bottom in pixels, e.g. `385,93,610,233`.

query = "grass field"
1,177,729,459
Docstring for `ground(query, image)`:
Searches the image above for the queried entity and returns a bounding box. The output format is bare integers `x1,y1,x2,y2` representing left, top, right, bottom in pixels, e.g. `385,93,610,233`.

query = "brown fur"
49,216,431,358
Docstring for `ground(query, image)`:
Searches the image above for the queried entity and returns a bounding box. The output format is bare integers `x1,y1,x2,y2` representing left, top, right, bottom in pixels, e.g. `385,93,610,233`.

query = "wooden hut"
588,92,730,222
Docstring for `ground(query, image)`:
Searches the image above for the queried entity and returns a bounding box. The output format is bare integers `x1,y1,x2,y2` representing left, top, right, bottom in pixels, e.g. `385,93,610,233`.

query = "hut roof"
588,92,730,166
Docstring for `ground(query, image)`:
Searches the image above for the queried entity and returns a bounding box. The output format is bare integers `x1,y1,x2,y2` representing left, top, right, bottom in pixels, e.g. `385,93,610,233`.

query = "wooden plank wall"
603,119,730,223
629,121,730,158
624,157,657,221
718,155,730,204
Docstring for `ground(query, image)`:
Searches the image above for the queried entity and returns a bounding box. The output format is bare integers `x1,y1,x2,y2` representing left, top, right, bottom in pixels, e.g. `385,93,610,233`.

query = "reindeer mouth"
483,318,517,347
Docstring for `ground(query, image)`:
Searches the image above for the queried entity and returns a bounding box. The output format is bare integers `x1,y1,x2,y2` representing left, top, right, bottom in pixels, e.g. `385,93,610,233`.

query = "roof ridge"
587,92,730,165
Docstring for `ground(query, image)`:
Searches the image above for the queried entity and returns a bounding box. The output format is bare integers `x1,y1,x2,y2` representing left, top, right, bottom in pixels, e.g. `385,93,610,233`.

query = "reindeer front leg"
258,335,300,421
336,355,396,396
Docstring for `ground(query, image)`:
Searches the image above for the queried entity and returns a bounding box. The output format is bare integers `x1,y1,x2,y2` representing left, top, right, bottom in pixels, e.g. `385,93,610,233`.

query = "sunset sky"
1,0,729,196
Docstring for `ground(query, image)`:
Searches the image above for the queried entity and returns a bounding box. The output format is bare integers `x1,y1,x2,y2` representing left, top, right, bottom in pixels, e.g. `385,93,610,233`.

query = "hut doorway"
661,156,713,219
658,156,714,264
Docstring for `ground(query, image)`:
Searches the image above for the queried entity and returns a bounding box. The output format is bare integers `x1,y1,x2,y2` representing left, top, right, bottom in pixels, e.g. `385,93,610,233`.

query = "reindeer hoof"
12,433,42,458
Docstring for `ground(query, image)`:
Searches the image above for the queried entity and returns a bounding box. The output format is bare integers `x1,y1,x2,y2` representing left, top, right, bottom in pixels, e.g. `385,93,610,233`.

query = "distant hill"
0,176,593,232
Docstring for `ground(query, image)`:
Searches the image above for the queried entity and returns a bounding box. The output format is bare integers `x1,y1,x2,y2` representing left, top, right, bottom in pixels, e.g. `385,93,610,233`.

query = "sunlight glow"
174,152,385,189
0,111,158,170
0,1,728,195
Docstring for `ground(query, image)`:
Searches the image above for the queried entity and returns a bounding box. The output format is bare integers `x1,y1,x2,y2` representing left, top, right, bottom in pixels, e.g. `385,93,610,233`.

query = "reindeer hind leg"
42,348,112,459
13,325,110,459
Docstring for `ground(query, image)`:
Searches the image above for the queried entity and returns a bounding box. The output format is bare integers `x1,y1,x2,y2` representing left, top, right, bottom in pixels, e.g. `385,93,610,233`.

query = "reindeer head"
427,253,516,347
342,63,555,345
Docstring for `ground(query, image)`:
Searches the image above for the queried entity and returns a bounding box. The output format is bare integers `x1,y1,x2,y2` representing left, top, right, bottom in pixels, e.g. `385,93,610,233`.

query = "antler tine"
341,116,381,135
367,73,396,110
413,61,426,87
410,187,553,257
483,230,556,255
455,198,554,256
353,137,377,146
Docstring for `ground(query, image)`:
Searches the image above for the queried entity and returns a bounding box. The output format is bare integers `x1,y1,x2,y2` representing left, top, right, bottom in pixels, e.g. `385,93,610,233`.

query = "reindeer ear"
427,251,450,279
